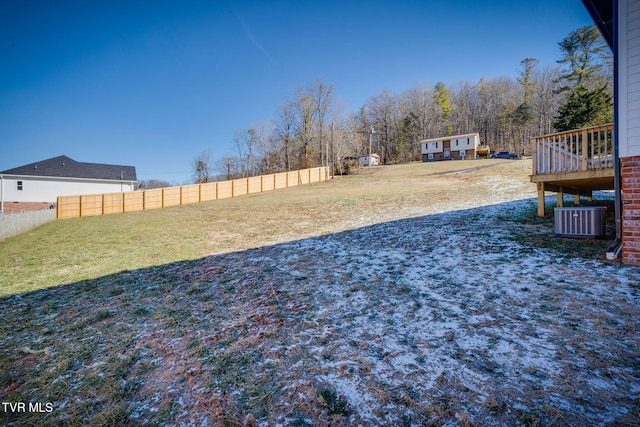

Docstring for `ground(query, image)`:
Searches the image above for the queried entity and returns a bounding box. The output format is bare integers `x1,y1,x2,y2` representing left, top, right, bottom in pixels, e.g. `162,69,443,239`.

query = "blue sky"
0,0,593,184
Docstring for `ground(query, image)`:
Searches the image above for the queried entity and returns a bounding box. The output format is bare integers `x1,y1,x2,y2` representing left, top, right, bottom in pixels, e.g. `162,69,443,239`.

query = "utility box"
554,207,607,238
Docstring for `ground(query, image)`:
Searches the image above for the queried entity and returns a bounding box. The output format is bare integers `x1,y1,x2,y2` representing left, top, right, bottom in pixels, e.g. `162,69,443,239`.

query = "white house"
0,155,137,214
420,133,480,162
358,153,380,167
577,0,640,265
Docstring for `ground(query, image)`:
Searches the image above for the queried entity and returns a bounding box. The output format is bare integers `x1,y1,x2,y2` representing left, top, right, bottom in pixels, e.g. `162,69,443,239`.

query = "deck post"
557,186,564,208
574,194,581,205
531,137,537,176
537,182,545,217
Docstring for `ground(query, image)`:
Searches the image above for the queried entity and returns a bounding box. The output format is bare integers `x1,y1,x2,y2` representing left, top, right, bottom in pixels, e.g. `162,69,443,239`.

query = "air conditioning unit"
554,207,607,238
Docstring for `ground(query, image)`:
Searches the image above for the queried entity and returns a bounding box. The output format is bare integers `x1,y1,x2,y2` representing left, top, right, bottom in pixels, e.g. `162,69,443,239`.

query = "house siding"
617,0,640,265
420,133,479,162
1,175,135,203
620,0,640,157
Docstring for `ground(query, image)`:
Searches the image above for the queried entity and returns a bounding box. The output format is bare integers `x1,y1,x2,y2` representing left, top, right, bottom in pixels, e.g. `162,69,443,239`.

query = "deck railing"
532,123,614,175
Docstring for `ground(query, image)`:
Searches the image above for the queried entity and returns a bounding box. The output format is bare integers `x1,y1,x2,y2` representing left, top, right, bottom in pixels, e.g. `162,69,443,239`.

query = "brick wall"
1,202,55,215
622,155,640,265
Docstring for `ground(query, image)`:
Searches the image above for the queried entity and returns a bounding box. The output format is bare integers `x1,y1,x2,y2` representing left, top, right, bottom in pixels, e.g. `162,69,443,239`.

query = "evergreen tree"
553,84,612,131
518,58,540,104
513,58,539,132
556,25,610,91
554,25,613,131
434,82,453,136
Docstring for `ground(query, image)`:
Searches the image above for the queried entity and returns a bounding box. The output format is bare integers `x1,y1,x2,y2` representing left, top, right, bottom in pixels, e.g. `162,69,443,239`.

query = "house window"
17,181,23,191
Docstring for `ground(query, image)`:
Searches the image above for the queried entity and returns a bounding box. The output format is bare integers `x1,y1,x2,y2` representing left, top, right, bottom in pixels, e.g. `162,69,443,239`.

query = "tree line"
192,25,612,183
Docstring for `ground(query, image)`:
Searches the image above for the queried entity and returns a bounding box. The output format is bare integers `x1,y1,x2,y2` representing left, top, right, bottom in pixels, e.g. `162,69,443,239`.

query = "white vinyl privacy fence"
0,210,57,241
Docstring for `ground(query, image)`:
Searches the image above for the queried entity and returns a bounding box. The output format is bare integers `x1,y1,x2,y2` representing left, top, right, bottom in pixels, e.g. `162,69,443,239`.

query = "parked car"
490,151,519,159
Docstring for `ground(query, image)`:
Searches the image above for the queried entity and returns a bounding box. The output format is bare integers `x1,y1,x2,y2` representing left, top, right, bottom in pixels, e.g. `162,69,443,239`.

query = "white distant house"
420,133,480,162
0,155,137,213
358,153,380,167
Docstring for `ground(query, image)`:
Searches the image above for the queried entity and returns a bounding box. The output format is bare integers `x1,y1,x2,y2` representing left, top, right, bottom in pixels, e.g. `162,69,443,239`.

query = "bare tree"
211,26,604,173
451,81,478,135
512,58,540,154
138,179,171,189
233,128,259,177
292,88,317,169
533,65,563,135
274,100,297,171
404,84,438,140
192,149,213,183
213,156,242,180
251,120,280,174
367,90,399,164
310,78,335,167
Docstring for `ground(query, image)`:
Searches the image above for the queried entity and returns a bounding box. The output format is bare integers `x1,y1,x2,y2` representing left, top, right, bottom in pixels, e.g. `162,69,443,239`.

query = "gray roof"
0,155,137,181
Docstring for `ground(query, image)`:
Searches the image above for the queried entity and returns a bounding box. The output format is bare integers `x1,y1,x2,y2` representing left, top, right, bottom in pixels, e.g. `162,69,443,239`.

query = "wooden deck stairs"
530,124,615,216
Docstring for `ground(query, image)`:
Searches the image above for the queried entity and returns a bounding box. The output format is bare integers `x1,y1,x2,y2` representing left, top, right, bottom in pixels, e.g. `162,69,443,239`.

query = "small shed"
358,154,380,167
420,133,480,162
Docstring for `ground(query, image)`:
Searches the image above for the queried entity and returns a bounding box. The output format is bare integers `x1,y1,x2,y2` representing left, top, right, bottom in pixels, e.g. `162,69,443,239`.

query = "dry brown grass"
0,159,529,297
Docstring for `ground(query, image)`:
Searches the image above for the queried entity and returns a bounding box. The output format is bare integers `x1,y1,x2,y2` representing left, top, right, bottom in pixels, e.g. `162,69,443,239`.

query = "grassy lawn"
0,159,536,297
2,159,635,426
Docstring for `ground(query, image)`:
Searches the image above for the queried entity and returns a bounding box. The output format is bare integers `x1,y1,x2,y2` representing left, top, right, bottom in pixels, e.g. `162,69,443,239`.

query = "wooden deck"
530,124,614,216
